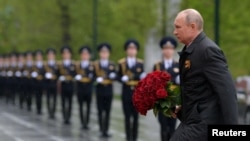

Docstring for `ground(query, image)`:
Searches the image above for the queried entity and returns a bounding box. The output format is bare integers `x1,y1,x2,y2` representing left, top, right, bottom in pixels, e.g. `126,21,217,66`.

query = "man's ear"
191,23,196,30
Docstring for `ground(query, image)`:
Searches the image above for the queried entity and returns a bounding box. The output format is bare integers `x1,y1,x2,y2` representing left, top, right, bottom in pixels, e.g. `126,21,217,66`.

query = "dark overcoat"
170,32,238,141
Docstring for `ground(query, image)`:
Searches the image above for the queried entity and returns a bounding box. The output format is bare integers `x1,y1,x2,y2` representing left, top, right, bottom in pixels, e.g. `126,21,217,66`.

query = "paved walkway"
0,94,166,141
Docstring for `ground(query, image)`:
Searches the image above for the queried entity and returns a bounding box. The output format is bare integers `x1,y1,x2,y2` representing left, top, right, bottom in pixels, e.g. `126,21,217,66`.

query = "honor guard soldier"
9,52,18,105
31,50,45,115
5,53,13,104
118,39,146,141
153,36,180,141
23,51,34,111
16,53,25,109
2,54,10,101
75,45,95,130
0,55,4,98
44,48,59,119
58,45,76,125
94,43,116,138
0,55,6,98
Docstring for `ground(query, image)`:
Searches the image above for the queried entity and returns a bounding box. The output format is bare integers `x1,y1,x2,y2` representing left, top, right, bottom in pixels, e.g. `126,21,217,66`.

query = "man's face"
26,54,33,61
62,50,71,60
80,51,91,61
99,49,110,60
174,14,193,45
47,52,55,60
4,57,9,64
18,56,24,64
126,43,138,57
162,46,175,59
36,54,43,61
11,56,17,63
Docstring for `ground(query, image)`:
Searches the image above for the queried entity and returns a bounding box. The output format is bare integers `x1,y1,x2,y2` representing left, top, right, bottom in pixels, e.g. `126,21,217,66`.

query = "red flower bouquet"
132,70,181,117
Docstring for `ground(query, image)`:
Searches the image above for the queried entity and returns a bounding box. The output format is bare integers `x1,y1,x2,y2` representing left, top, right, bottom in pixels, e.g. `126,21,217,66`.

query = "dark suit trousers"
158,112,177,141
122,85,139,141
96,84,113,135
77,82,93,127
61,82,74,122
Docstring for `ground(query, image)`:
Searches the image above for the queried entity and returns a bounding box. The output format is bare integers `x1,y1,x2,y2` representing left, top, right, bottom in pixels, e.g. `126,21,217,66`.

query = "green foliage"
153,82,181,117
0,0,249,78
0,0,156,61
181,0,250,78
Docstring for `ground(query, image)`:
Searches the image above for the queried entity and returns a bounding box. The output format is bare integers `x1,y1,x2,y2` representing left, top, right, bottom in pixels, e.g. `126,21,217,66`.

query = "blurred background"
0,0,250,141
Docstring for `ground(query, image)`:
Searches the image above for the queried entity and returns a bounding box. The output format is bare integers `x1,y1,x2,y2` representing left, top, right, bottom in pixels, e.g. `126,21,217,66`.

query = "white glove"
109,72,116,79
121,75,129,82
23,71,29,77
7,71,13,77
45,72,53,79
59,76,66,81
75,74,82,81
175,75,180,85
96,77,104,83
31,71,38,78
139,72,147,80
15,71,22,77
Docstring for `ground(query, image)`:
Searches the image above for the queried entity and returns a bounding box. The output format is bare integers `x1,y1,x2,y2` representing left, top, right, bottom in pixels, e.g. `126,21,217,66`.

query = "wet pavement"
0,94,245,141
0,95,166,141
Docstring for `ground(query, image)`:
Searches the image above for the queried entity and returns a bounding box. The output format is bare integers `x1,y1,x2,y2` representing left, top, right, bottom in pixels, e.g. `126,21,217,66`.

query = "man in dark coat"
170,9,238,141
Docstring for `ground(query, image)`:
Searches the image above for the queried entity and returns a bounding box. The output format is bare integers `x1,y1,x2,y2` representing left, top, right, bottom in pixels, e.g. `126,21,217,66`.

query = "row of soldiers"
0,37,180,141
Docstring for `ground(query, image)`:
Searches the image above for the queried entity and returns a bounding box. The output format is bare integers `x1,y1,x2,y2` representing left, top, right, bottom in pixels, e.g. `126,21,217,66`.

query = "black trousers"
9,78,17,105
34,80,44,115
77,82,93,128
17,80,25,109
5,79,14,104
46,81,57,119
96,84,113,135
24,79,33,111
158,112,177,141
61,82,74,123
0,79,3,97
122,85,138,141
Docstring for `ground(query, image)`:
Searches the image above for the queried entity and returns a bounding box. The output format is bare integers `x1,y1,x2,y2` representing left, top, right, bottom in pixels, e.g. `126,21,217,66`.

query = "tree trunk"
57,0,71,45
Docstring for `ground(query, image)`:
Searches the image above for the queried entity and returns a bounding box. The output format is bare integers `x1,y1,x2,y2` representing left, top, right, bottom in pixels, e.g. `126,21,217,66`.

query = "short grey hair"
180,9,204,31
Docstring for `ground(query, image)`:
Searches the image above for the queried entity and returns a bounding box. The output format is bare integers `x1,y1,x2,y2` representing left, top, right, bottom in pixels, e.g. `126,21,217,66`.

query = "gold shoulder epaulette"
93,60,99,65
156,60,162,65
118,58,126,64
57,60,63,65
154,61,162,71
136,58,143,63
